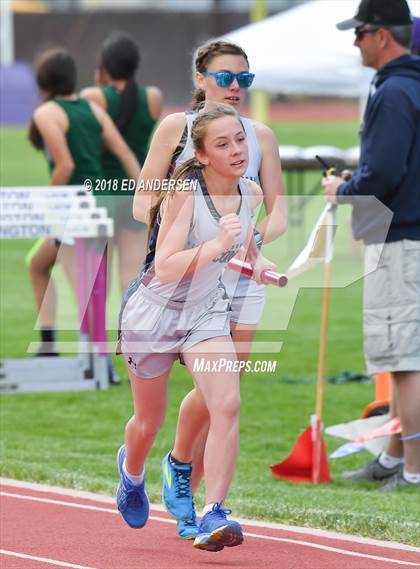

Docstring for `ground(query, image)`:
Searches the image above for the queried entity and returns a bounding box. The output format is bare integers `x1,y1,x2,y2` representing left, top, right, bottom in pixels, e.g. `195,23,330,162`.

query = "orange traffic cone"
362,372,391,418
270,417,331,483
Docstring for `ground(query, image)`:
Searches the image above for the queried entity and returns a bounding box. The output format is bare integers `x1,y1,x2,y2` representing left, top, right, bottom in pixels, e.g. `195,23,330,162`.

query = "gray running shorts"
222,271,265,325
118,284,231,379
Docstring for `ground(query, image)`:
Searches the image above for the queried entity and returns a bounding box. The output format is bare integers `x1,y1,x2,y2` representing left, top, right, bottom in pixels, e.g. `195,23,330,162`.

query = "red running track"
1,479,419,569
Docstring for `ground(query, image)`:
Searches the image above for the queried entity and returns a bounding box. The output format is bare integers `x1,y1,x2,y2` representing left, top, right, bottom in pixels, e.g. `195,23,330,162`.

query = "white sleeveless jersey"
172,111,265,316
140,173,253,303
174,111,262,183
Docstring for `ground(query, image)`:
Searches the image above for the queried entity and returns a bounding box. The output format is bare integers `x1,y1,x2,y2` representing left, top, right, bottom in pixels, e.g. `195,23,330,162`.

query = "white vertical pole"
0,0,14,66
250,0,269,124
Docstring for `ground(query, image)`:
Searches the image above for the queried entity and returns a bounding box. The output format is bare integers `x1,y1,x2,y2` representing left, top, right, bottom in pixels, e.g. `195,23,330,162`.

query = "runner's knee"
209,393,240,422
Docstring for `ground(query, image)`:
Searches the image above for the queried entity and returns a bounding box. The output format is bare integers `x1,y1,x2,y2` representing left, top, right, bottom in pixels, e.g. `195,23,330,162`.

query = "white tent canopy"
223,0,419,98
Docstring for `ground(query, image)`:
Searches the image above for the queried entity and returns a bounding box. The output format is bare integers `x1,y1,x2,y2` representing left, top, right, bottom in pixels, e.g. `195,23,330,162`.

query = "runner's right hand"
215,213,242,250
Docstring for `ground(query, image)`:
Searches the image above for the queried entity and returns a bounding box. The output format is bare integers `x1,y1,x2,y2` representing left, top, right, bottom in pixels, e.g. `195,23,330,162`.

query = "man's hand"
322,175,343,205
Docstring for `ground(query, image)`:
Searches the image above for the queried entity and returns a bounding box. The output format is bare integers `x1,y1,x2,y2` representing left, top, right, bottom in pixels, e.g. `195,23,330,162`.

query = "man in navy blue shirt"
323,0,420,491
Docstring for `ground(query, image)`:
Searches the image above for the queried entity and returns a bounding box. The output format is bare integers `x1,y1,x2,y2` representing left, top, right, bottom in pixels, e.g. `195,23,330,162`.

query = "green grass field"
1,124,419,546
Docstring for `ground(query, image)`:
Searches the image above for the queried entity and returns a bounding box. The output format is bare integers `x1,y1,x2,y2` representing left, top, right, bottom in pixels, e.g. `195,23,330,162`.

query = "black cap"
337,0,412,30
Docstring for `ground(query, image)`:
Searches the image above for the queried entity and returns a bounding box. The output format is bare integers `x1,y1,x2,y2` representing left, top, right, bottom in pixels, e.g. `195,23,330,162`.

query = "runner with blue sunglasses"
201,70,255,89
132,39,287,543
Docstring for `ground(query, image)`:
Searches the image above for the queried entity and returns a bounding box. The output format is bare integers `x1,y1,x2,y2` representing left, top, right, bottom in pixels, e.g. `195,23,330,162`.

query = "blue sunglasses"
201,71,255,89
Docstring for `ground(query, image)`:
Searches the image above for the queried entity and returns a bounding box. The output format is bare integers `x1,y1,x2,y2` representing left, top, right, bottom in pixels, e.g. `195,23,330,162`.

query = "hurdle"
0,186,114,393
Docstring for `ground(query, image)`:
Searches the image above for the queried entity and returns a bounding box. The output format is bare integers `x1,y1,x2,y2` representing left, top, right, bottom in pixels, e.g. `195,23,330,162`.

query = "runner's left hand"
253,255,277,285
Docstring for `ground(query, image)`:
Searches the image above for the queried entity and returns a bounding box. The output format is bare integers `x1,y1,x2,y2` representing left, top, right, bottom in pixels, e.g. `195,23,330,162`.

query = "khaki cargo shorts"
363,240,420,374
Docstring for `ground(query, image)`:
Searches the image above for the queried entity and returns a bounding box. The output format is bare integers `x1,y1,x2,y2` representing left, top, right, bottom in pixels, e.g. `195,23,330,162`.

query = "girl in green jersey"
28,47,140,356
82,32,162,293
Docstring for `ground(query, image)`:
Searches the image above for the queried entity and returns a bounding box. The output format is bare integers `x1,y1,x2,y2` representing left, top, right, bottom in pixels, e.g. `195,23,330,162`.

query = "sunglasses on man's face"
355,26,380,41
201,71,255,89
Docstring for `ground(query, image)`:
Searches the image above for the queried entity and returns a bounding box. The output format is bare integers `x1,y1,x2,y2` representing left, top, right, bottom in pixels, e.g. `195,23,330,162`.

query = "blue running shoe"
177,514,199,540
193,503,243,552
162,451,194,520
176,497,199,540
116,445,149,529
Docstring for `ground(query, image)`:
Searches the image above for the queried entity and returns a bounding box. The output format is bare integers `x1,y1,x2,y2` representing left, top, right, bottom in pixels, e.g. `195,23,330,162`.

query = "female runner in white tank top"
117,105,276,551
133,41,287,536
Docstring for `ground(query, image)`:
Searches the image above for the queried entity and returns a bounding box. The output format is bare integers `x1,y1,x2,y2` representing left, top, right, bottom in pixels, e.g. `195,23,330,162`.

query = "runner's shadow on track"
191,559,257,567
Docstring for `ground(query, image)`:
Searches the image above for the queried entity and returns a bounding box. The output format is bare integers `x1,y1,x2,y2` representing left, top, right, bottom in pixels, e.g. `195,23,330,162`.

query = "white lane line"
2,491,418,567
0,549,101,569
2,477,418,553
242,533,420,567
0,492,173,524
